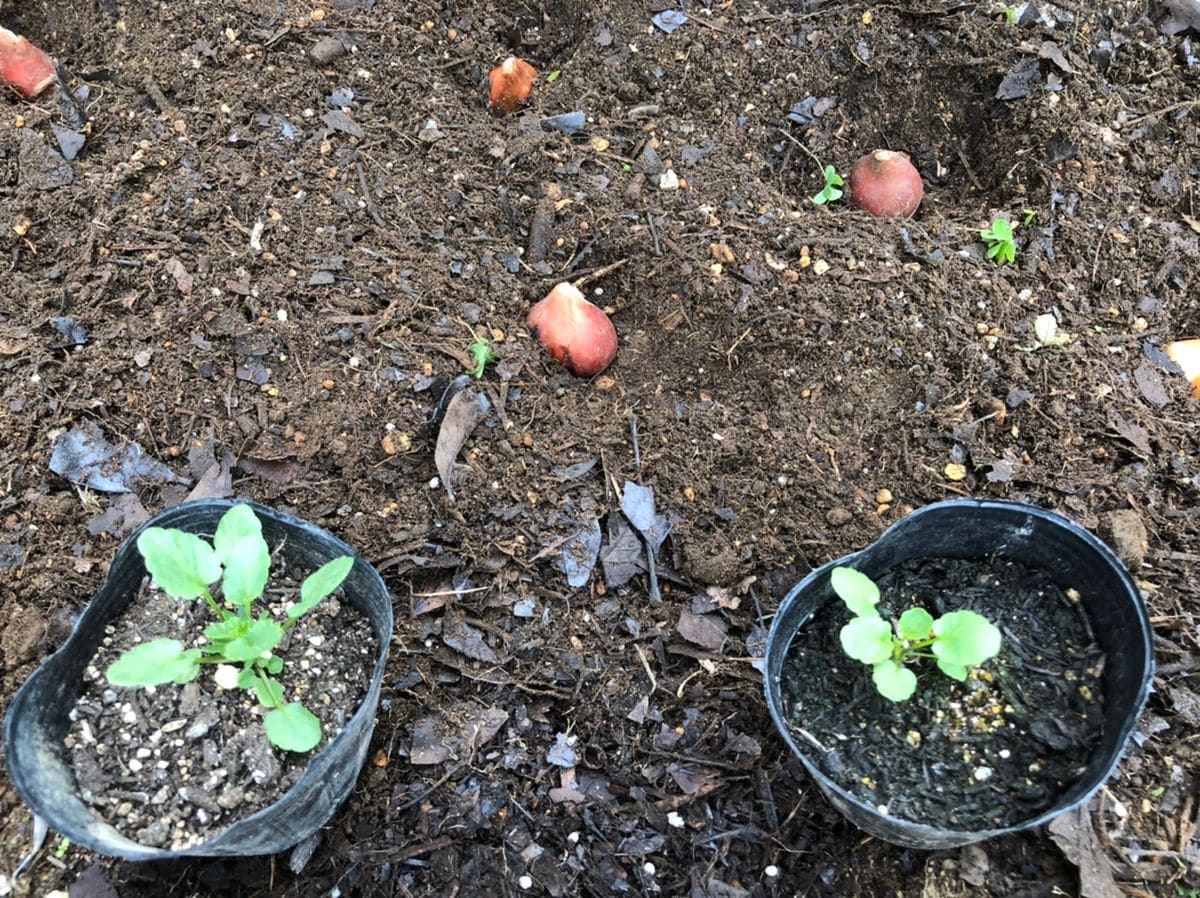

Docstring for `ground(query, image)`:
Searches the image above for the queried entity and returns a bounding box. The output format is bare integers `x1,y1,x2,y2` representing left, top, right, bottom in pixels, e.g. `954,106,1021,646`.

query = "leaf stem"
200,587,226,620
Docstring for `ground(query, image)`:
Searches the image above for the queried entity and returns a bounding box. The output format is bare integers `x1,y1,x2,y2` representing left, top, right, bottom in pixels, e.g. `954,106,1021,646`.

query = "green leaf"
872,660,917,702
830,566,880,618
213,505,270,609
897,607,934,641
470,339,498,379
254,675,285,708
204,617,249,644
811,166,844,206
264,702,322,752
223,618,283,662
546,69,561,83
266,655,284,675
937,659,969,681
236,666,257,690
932,609,1002,668
290,556,354,620
839,616,894,665
136,528,222,601
107,639,201,687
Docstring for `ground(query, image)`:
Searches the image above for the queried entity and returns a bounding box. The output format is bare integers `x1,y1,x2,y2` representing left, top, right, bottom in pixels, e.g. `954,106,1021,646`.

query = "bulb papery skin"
526,282,618,378
848,150,923,219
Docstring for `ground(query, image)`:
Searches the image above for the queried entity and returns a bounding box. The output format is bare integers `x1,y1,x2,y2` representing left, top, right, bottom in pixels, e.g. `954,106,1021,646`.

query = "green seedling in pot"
831,566,1002,702
106,504,354,753
812,164,844,206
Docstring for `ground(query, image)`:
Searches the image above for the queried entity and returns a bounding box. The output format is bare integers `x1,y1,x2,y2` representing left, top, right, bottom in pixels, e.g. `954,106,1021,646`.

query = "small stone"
944,462,967,481
185,705,219,740
138,819,170,847
1103,509,1148,569
127,758,143,773
178,681,202,714
875,488,893,505
116,802,133,817
825,507,853,527
310,36,346,65
812,259,831,276
217,785,246,810
658,169,680,191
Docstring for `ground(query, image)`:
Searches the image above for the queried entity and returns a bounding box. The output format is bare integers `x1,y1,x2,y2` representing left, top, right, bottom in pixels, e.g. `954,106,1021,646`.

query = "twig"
1122,99,1200,128
646,211,662,256
630,413,642,473
572,257,629,290
634,643,657,695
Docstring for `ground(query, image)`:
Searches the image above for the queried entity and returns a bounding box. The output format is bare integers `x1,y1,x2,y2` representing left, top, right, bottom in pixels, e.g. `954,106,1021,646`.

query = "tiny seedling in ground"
980,217,1017,264
106,504,354,752
811,164,844,206
469,334,498,379
831,566,1003,702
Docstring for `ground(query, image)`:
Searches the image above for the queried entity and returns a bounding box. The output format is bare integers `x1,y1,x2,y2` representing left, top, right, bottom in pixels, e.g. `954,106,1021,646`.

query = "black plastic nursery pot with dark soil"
4,499,394,860
764,499,1153,850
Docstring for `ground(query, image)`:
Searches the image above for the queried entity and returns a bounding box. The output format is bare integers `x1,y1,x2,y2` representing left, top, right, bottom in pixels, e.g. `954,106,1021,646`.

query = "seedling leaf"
811,164,844,206
290,555,354,620
469,337,498,379
107,638,201,686
255,675,285,708
204,617,249,644
213,505,270,609
872,659,917,702
937,659,969,681
264,702,322,752
932,609,1002,667
830,566,880,618
898,607,934,641
223,618,283,662
136,527,222,600
980,218,1017,265
839,616,893,665
266,655,284,675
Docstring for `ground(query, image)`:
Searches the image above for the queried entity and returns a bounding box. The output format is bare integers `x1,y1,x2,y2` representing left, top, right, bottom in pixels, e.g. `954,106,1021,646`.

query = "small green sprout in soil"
980,217,1017,264
831,566,1003,702
545,69,561,83
106,504,354,753
1003,5,1018,25
469,334,498,379
1022,207,1036,226
811,164,844,206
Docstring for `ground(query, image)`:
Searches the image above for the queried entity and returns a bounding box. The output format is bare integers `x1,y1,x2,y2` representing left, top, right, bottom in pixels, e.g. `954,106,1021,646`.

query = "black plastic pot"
4,499,394,860
764,498,1153,850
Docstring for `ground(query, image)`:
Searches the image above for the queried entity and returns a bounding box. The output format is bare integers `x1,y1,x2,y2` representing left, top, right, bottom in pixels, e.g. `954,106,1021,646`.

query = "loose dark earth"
781,555,1104,832
1,1,1199,897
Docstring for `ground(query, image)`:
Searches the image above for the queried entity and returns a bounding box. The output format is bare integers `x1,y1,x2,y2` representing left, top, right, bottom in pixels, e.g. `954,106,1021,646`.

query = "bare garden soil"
0,1,1198,896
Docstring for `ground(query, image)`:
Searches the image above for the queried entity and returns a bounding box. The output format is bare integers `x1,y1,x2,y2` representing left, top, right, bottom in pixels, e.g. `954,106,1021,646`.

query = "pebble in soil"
67,570,377,851
782,555,1105,831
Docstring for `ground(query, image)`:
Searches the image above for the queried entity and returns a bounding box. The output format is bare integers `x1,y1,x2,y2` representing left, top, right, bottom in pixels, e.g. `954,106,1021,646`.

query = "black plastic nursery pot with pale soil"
4,499,393,860
764,498,1153,850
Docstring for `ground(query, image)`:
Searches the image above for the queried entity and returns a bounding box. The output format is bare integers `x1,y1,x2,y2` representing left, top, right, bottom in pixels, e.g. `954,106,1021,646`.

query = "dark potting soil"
781,555,1105,832
65,570,377,851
